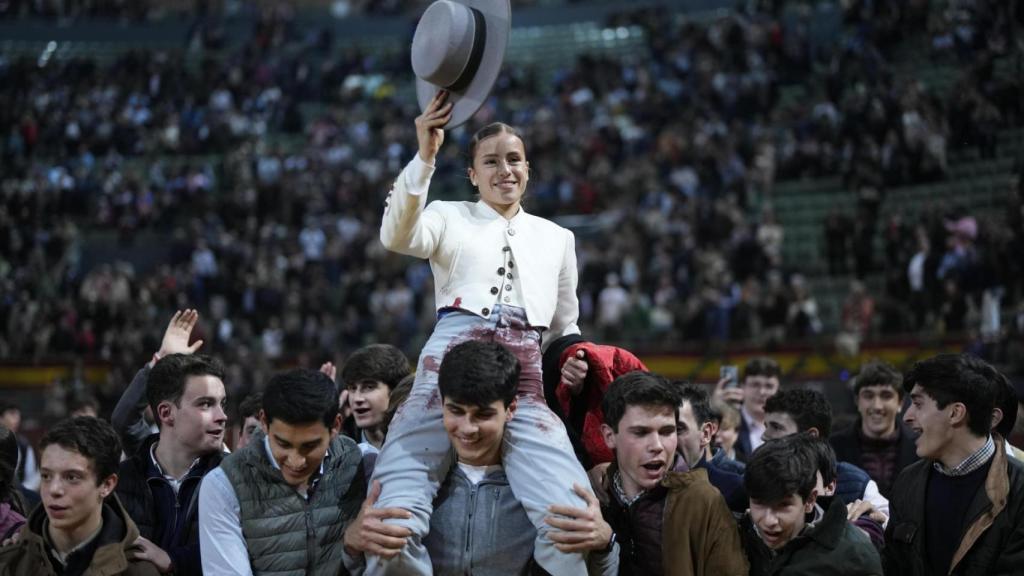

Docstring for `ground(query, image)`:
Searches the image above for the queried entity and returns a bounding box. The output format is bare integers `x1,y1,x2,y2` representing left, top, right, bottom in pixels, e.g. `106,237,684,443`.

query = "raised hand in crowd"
149,309,204,367
322,361,355,421
320,361,337,382
113,308,206,457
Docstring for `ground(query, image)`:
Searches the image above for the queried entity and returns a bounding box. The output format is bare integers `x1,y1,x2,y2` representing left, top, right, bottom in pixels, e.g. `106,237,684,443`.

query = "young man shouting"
740,433,881,575
599,371,746,576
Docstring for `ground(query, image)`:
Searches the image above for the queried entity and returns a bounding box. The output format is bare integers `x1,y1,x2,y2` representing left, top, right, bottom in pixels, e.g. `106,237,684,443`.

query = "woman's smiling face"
468,131,529,218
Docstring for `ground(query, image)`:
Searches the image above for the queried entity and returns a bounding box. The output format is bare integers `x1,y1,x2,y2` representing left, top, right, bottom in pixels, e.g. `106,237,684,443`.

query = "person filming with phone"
713,358,781,463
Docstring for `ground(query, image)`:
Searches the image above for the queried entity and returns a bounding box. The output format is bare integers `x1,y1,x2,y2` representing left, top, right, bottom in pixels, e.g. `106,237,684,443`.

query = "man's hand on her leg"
544,483,614,553
343,480,414,560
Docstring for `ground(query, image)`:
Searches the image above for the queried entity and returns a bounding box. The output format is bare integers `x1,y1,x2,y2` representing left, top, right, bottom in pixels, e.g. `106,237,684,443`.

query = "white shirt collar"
150,441,200,494
472,199,526,223
741,405,766,449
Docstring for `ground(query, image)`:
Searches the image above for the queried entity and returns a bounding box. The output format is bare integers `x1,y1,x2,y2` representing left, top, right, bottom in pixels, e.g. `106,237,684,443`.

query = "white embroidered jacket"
380,155,581,350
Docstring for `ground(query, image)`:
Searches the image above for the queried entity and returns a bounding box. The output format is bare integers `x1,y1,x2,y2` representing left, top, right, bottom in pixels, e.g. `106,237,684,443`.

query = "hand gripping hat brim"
411,0,510,129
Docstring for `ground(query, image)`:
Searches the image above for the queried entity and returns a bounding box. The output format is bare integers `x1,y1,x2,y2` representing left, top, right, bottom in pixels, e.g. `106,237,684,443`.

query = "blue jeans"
368,306,589,575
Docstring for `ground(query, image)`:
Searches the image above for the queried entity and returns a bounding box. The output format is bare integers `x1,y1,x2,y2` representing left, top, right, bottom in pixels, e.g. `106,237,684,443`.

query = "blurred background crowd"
0,0,1022,420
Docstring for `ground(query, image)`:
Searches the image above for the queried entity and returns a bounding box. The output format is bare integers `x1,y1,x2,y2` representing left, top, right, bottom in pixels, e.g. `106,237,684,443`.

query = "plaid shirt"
611,470,646,507
934,435,995,477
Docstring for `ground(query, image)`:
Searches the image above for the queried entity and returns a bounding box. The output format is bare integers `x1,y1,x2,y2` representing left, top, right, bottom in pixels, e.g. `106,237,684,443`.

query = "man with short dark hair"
0,417,160,575
110,310,222,573
830,361,919,497
199,368,364,575
763,389,889,515
740,434,881,575
343,340,618,575
112,311,206,459
115,351,227,575
675,383,747,512
884,354,1024,575
734,357,781,463
340,344,411,463
988,362,1024,460
599,371,746,576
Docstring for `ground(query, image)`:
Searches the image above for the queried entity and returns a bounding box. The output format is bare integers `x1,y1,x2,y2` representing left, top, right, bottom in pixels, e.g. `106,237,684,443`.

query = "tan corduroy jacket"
661,467,749,576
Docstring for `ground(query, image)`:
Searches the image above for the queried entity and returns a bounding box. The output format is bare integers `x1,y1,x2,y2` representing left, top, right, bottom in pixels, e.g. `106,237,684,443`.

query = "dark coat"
742,499,882,576
735,413,755,464
882,437,1024,576
696,450,748,513
834,461,872,506
114,434,222,575
830,420,919,497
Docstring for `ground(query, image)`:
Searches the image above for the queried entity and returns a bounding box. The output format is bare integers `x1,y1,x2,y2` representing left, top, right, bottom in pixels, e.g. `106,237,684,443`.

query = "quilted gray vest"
220,430,364,576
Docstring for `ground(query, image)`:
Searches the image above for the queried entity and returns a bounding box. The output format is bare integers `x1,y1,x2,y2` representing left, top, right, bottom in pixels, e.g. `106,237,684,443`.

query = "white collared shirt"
150,442,200,495
742,405,767,452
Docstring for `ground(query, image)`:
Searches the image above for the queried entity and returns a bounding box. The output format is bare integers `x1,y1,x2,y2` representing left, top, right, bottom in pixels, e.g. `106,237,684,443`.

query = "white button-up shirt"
742,405,767,453
380,155,580,350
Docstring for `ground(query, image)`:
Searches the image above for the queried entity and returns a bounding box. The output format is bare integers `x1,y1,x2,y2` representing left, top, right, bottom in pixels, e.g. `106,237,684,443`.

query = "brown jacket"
601,462,748,576
0,496,159,576
662,468,749,576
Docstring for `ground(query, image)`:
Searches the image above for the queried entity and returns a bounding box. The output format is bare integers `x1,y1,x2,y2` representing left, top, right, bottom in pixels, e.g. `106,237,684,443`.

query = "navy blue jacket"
735,413,755,464
834,461,872,506
696,449,748,513
115,434,221,575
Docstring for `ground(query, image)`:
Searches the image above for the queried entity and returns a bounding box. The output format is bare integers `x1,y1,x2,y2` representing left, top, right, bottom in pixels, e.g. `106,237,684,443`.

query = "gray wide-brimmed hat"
411,0,511,129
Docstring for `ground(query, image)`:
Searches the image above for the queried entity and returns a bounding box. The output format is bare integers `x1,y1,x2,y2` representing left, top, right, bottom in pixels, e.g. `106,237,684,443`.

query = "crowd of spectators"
1,0,1023,413
0,0,550,21
820,0,1024,356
